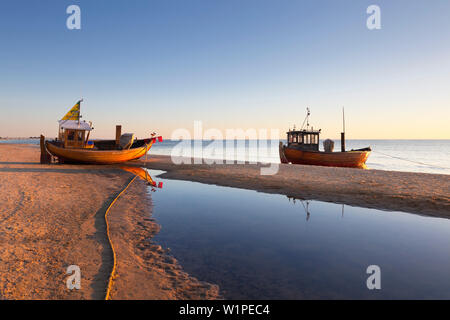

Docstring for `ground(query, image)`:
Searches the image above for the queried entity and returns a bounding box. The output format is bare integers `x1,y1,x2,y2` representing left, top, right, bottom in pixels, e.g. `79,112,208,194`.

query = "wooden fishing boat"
279,108,371,168
280,145,371,168
46,137,157,164
44,100,162,164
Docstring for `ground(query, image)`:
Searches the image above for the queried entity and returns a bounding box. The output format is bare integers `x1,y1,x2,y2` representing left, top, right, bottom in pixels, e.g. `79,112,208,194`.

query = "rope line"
373,150,450,170
105,175,138,300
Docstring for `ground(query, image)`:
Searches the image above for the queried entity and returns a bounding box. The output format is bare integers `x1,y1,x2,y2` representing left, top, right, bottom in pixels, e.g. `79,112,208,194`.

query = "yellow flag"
61,100,81,120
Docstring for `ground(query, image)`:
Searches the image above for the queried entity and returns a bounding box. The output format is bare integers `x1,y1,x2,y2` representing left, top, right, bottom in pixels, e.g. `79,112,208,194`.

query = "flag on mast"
61,100,82,120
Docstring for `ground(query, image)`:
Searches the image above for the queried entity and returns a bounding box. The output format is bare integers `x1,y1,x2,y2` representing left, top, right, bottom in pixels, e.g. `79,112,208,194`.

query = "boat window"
67,130,75,141
77,131,83,142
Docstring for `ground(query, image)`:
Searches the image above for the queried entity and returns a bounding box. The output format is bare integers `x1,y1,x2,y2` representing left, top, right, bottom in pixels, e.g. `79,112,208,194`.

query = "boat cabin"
58,120,93,149
286,129,321,151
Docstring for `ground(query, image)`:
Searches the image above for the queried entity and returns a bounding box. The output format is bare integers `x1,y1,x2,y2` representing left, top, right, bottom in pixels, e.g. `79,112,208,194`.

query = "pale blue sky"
0,0,449,139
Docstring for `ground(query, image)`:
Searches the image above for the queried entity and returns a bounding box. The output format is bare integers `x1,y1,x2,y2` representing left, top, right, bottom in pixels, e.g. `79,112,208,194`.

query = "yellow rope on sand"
105,175,138,300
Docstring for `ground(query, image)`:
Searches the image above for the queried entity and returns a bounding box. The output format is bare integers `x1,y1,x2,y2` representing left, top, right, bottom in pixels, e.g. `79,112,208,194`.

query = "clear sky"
0,0,449,139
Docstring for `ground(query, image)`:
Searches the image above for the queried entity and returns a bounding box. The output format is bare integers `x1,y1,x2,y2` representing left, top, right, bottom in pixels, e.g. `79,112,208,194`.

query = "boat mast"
341,107,345,152
300,107,311,130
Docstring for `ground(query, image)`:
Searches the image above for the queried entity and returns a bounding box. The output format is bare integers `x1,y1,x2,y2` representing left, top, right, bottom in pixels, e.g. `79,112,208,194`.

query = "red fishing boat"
279,108,371,168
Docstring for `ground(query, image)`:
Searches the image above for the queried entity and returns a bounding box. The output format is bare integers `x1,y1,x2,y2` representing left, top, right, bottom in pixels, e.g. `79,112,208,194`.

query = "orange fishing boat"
279,108,371,168
44,100,162,164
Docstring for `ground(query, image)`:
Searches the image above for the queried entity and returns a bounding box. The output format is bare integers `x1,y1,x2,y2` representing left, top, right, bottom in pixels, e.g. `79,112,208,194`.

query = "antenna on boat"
300,107,311,130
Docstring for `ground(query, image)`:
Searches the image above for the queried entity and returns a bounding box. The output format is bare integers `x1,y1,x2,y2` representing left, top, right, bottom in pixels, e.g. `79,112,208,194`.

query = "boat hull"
45,140,154,164
280,144,370,168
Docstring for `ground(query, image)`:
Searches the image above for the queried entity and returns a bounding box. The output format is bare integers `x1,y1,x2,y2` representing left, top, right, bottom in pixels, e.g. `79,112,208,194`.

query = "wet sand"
0,144,218,299
106,179,218,299
135,155,450,219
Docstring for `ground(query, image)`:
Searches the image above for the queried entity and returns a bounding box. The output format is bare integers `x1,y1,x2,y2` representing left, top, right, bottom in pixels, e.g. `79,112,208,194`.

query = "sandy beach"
0,144,218,299
135,155,450,219
0,144,448,299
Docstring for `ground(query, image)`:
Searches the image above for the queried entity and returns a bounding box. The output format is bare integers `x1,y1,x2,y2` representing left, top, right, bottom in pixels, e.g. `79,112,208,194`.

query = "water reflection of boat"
44,100,162,164
287,196,345,220
279,108,371,168
287,196,310,220
120,166,163,189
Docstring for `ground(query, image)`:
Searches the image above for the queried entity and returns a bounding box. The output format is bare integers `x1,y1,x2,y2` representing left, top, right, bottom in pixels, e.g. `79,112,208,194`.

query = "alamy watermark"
66,5,81,30
170,121,280,175
367,5,381,30
65,5,381,31
66,4,381,30
66,265,81,290
366,265,381,290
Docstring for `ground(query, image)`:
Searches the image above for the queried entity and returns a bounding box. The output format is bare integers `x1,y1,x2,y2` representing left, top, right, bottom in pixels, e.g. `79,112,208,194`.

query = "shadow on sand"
0,162,41,165
90,193,115,299
90,176,135,300
0,167,120,174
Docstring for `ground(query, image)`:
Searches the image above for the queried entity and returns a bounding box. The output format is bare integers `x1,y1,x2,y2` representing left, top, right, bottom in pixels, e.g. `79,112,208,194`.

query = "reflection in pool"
120,166,163,189
145,170,450,299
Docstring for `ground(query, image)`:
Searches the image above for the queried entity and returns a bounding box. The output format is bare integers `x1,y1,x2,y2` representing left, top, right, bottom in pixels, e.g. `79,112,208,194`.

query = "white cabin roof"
58,120,93,131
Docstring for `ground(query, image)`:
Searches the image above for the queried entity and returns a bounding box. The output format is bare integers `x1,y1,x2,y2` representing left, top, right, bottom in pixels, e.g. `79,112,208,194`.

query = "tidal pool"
145,170,450,299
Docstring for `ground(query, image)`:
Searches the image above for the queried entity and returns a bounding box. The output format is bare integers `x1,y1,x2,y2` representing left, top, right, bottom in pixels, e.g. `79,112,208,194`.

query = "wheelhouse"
286,129,321,151
58,120,93,149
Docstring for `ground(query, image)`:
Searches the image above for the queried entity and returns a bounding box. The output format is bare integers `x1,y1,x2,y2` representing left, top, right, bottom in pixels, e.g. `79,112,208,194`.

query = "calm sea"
150,139,450,175
3,138,449,175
